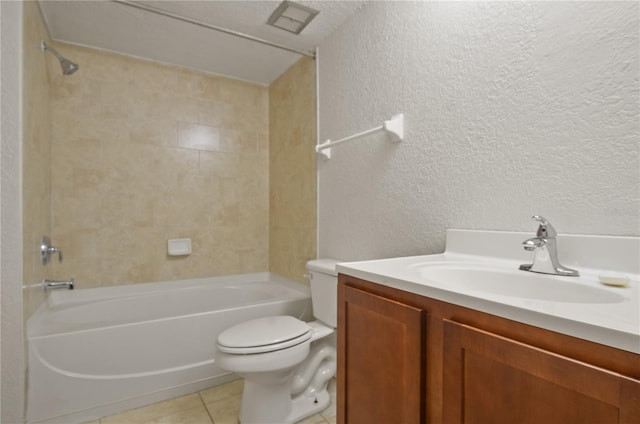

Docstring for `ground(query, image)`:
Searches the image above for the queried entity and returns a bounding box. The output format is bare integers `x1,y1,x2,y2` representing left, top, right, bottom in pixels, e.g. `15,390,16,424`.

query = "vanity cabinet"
338,283,425,423
443,321,640,423
338,275,640,424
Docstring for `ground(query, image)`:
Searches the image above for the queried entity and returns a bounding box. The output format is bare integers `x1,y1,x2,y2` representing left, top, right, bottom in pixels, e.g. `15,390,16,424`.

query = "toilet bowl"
215,259,339,424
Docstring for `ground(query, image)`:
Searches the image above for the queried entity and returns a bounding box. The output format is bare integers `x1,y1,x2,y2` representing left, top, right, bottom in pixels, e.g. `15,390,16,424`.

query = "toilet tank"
307,259,340,328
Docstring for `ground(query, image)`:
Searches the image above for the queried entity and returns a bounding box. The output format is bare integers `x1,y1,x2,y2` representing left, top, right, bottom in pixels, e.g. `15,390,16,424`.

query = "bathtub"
26,273,311,424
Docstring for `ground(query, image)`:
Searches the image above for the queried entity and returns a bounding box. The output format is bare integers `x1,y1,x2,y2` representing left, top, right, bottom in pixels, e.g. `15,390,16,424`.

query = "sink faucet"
519,216,579,277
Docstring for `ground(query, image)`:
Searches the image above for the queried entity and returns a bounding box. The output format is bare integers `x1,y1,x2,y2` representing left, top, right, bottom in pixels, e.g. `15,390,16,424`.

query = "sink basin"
413,264,626,304
337,230,640,353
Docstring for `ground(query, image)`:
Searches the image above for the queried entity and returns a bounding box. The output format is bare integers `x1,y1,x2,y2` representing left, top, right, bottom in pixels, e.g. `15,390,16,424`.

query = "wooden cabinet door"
443,320,640,424
338,284,425,424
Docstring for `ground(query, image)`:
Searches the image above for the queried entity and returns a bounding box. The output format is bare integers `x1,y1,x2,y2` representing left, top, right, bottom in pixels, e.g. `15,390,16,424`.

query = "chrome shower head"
58,57,79,75
41,41,79,75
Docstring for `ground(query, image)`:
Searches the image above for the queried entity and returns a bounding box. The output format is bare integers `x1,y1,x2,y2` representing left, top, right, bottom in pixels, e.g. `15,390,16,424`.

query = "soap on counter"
598,273,630,287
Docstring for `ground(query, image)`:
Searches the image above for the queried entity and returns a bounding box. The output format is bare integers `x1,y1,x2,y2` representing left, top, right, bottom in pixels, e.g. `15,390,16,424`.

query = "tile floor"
87,379,337,424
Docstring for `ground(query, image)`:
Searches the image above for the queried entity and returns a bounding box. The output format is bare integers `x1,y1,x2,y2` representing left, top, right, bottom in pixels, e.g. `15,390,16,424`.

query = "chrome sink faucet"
519,216,579,276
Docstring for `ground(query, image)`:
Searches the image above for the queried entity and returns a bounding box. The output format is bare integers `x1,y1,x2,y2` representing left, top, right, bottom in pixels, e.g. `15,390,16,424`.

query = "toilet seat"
217,315,311,354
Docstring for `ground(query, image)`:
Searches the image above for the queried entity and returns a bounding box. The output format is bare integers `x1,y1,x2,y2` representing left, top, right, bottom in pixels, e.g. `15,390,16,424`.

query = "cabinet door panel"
443,320,640,424
338,285,425,424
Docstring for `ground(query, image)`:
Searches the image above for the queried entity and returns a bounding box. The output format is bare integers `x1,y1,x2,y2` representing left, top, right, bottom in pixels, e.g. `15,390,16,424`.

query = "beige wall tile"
154,146,200,174
130,119,178,147
23,0,53,319
50,45,270,287
39,39,315,293
220,128,258,155
199,151,241,178
268,56,317,283
52,114,129,145
197,99,227,127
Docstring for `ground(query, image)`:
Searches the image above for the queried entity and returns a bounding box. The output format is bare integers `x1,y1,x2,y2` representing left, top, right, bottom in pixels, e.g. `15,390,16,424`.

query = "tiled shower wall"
269,57,317,283
50,44,270,288
23,0,53,318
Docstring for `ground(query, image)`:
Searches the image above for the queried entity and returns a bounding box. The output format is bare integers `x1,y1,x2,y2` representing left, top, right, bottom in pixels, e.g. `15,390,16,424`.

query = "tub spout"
43,278,74,291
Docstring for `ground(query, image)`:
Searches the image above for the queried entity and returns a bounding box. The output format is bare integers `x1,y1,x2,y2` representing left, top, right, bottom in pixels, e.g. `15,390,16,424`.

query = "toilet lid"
217,316,311,354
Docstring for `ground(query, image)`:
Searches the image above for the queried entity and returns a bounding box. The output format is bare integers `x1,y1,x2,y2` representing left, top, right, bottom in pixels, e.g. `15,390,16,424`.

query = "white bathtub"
26,273,311,424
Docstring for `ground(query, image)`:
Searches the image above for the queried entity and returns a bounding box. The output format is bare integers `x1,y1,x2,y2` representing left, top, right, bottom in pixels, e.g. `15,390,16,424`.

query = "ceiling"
38,0,366,85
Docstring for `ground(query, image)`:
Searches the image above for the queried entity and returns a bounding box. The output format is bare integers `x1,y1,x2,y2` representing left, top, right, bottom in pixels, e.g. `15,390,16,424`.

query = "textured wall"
22,0,53,319
1,1,25,421
318,1,640,261
269,57,317,283
50,44,269,288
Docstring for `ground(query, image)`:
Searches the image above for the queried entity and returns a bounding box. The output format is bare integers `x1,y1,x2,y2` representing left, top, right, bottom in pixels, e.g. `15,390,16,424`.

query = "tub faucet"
519,216,579,277
43,278,74,291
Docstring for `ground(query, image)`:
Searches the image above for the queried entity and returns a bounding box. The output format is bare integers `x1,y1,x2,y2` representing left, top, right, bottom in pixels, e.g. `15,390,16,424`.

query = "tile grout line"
198,391,217,424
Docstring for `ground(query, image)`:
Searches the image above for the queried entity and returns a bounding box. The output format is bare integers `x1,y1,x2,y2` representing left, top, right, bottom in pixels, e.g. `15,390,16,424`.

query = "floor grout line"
198,391,217,424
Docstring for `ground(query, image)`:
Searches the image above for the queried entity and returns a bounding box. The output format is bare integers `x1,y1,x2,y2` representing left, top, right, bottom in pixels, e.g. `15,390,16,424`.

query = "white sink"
411,263,625,304
337,230,639,353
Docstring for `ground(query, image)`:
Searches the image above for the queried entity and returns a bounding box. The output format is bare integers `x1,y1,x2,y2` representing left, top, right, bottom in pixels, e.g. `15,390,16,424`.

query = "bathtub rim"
27,272,311,338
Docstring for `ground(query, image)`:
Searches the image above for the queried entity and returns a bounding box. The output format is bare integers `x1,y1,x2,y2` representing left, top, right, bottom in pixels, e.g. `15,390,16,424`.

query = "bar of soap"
599,273,630,287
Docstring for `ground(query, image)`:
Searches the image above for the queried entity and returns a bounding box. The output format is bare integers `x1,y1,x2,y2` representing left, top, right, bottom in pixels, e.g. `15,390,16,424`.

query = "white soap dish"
168,238,191,256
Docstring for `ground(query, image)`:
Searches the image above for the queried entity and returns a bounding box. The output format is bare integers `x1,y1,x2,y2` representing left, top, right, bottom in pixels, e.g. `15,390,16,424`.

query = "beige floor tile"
320,379,337,420
199,379,244,404
147,405,213,424
81,421,100,424
101,394,203,424
99,377,335,424
204,394,241,424
296,413,327,424
320,404,336,420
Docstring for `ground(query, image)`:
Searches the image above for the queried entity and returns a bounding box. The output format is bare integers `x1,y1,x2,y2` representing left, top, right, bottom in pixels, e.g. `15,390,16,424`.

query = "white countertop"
336,230,640,354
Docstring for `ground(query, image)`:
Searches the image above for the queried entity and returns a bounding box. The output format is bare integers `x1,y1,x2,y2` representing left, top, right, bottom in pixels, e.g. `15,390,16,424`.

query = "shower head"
41,41,79,75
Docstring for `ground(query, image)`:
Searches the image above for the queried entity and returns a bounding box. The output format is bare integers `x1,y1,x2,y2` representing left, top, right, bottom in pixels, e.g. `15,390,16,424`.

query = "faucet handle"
40,236,63,265
532,215,557,238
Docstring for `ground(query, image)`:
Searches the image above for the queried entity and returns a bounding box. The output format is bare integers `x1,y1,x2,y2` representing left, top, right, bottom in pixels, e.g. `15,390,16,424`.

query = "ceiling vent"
267,1,320,34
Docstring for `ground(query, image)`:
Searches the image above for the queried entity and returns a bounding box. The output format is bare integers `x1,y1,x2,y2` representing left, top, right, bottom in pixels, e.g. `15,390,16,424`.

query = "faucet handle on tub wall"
532,215,557,238
40,235,63,265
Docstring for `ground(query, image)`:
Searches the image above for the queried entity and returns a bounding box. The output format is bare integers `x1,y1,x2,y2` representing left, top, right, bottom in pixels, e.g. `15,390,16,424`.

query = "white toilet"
215,259,339,424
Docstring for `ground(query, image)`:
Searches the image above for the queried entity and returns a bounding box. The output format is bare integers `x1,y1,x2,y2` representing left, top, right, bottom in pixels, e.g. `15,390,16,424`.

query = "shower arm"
41,41,65,61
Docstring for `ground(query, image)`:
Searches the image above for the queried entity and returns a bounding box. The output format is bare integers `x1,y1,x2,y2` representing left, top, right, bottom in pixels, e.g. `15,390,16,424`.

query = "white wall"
1,1,25,422
318,1,639,261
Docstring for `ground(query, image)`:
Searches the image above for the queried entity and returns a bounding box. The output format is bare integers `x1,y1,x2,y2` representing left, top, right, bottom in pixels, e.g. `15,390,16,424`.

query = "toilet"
215,259,339,424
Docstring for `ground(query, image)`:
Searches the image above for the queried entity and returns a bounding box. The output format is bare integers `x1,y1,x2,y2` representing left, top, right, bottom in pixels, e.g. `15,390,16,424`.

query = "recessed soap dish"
168,238,191,256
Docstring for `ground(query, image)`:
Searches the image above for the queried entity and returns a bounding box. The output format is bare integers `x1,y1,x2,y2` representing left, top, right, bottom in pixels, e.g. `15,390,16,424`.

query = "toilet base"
288,389,330,423
224,321,337,424
239,383,330,424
